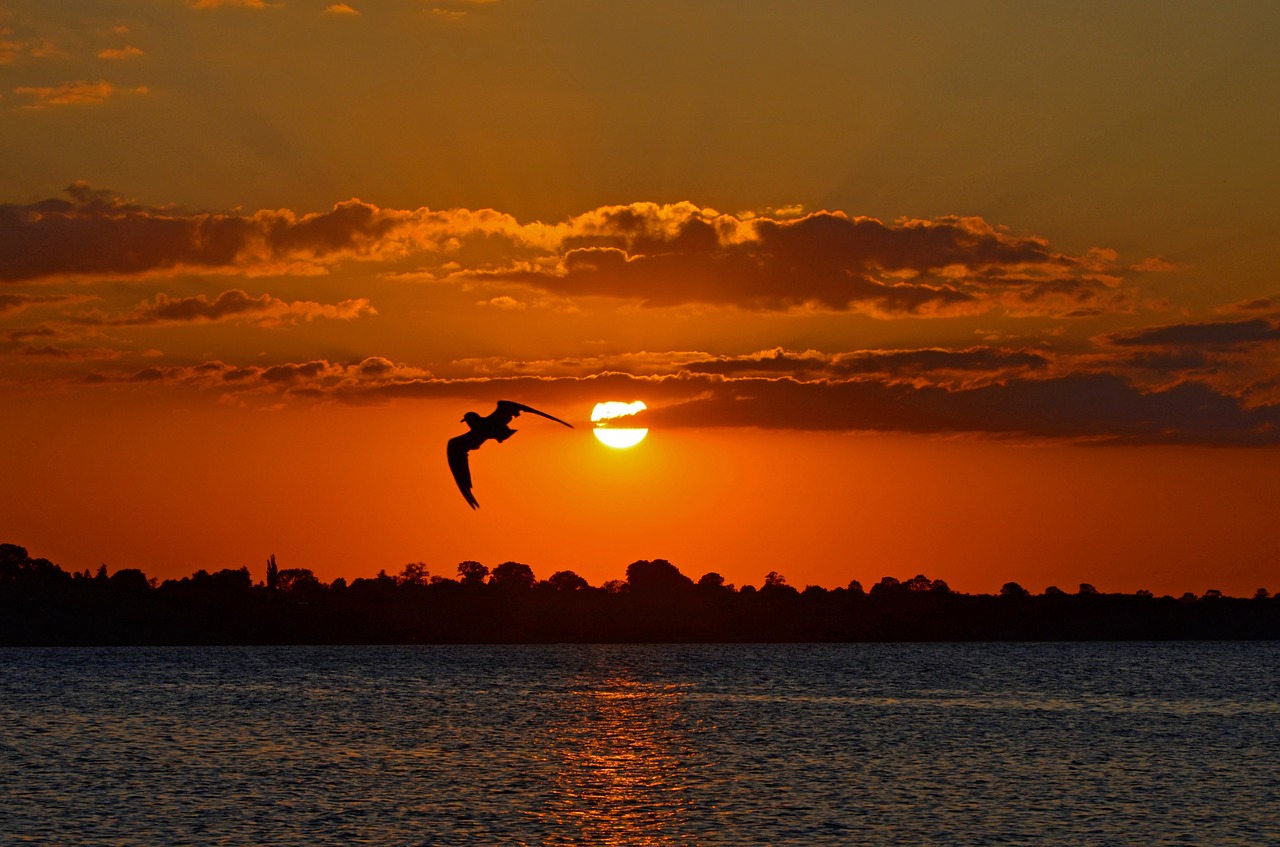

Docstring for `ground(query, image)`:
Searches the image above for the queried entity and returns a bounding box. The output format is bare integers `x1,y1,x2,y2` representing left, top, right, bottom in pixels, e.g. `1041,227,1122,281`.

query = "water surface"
3,643,1277,845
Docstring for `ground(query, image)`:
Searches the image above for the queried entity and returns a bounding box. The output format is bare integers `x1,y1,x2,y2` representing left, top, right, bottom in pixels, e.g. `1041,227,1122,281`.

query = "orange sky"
3,1,1279,595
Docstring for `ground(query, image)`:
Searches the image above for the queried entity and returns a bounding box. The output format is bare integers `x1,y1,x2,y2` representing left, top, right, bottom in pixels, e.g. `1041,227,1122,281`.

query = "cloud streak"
73,289,376,328
78,357,1280,447
12,80,148,108
0,293,94,316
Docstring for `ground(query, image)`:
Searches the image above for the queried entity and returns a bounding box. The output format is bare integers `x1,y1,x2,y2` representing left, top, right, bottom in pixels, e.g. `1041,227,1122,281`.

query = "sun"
591,400,648,449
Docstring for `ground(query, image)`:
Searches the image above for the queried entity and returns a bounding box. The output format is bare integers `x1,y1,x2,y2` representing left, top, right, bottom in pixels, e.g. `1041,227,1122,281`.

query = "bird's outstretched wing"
447,434,481,509
494,400,574,428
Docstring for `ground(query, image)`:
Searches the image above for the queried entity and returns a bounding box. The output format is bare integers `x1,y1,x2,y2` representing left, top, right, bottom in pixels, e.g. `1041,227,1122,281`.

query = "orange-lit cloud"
72,289,376,328
0,293,94,316
683,346,1051,386
3,189,1134,319
323,4,361,15
73,358,1280,447
85,357,430,398
0,35,63,66
188,0,273,9
500,208,1102,316
1,186,527,282
97,45,145,61
12,80,147,108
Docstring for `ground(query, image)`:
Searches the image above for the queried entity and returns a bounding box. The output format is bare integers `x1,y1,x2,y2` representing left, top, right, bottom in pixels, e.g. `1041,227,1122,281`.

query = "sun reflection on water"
536,676,708,845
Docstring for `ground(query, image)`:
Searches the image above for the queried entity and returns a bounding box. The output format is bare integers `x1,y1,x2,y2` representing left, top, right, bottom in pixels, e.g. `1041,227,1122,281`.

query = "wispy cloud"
12,80,148,108
323,4,361,16
1105,318,1280,349
188,0,273,9
73,352,1280,446
97,45,144,61
74,289,376,328
0,35,64,66
682,346,1051,387
0,293,95,317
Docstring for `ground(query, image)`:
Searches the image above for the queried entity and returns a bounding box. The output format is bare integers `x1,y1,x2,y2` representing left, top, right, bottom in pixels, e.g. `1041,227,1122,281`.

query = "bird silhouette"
447,400,573,508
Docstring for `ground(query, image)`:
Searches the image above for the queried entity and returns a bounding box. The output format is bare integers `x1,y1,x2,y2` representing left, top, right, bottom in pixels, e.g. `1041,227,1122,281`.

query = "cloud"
635,373,1280,446
74,288,376,328
15,344,127,362
97,45,144,61
2,188,1133,318
1218,297,1278,315
1105,318,1280,349
683,346,1050,386
1130,257,1179,273
0,293,94,316
473,205,1121,317
450,350,715,377
87,357,431,398
416,371,1280,446
188,0,272,9
323,4,361,15
430,0,499,21
478,295,526,310
0,35,64,66
77,355,1278,446
12,80,148,108
1,184,531,283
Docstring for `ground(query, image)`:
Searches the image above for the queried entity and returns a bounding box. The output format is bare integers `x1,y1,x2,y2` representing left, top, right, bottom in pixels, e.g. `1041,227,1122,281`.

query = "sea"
2,643,1277,846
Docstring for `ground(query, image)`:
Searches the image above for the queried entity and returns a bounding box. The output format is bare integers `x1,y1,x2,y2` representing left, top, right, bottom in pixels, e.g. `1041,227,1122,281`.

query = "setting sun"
593,428,648,449
591,401,649,449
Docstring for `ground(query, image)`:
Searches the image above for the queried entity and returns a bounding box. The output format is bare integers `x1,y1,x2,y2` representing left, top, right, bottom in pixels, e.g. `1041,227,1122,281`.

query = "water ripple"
2,643,1278,845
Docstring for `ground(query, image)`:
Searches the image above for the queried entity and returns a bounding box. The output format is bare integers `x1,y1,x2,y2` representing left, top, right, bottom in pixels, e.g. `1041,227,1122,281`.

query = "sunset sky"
3,0,1279,596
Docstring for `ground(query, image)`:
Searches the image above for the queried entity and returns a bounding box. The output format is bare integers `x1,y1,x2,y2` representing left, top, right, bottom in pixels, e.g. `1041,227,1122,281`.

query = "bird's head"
462,411,481,426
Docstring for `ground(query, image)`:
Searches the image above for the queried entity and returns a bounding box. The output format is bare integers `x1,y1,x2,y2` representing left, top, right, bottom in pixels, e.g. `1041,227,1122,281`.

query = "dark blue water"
3,643,1278,846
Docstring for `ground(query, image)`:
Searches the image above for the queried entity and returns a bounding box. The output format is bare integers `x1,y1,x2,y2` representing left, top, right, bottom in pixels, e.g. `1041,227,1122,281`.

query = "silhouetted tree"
6,541,1280,645
276,568,322,593
266,554,279,591
457,560,489,586
398,562,429,586
904,574,934,592
0,544,29,584
546,570,589,592
208,567,252,593
625,559,693,594
1078,583,1098,595
870,576,902,596
1000,582,1029,599
846,579,865,594
761,571,798,597
490,561,536,591
109,568,150,592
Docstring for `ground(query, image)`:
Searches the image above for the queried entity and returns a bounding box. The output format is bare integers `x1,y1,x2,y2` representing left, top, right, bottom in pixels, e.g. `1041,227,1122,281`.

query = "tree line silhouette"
3,543,1276,645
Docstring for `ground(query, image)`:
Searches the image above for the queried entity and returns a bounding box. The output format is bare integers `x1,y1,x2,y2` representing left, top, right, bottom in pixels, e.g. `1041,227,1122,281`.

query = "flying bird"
447,400,573,509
